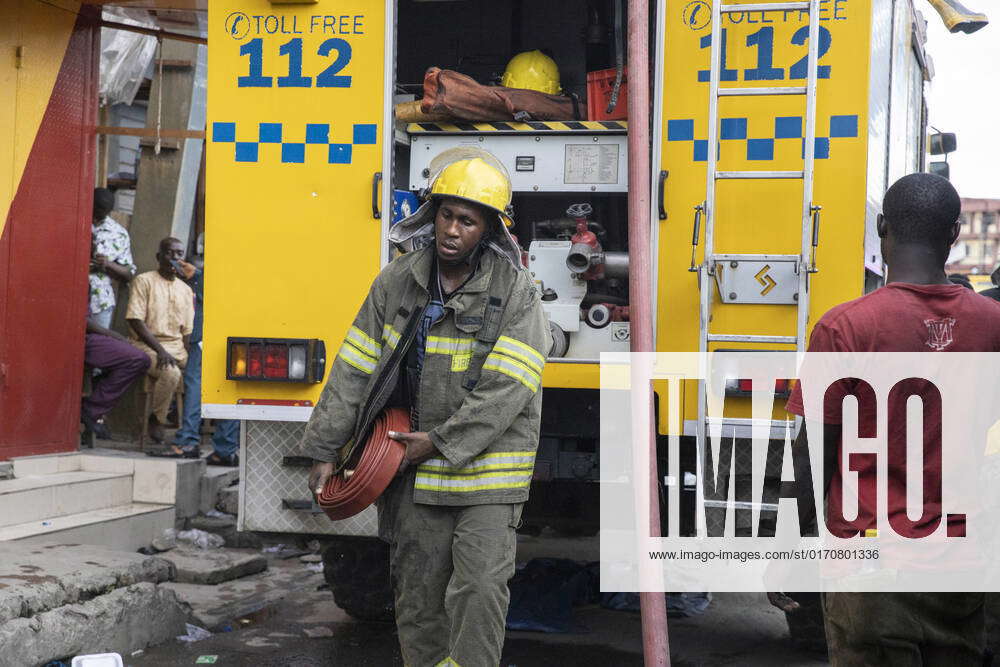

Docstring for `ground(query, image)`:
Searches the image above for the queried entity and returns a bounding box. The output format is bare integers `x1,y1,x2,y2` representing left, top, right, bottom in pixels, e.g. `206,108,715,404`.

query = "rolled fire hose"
317,408,409,521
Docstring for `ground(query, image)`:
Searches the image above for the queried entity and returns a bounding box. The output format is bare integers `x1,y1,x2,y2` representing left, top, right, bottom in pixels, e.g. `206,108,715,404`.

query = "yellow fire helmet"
429,158,513,228
390,148,522,267
500,50,562,96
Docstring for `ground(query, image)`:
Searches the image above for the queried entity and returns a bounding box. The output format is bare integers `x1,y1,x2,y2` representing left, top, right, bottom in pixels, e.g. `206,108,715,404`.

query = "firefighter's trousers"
378,472,522,667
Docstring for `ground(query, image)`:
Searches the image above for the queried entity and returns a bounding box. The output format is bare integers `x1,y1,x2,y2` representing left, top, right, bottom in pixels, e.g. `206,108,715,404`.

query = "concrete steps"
162,556,325,630
0,451,197,552
200,465,239,515
0,503,176,551
158,547,267,585
0,471,133,528
0,542,187,666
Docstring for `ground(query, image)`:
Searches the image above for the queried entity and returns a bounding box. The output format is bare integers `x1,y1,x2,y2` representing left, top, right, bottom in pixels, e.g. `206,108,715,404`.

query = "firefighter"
302,150,550,667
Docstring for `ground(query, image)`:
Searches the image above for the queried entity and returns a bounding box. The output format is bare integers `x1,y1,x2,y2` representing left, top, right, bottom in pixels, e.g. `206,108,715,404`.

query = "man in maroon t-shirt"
777,173,1000,665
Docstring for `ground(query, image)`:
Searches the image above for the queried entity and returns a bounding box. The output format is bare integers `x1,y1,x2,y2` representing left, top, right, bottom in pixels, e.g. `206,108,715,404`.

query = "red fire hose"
317,408,409,521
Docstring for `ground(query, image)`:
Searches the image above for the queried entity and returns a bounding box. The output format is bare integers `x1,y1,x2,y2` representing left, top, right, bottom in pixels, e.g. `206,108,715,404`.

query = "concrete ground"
131,532,830,667
130,589,827,666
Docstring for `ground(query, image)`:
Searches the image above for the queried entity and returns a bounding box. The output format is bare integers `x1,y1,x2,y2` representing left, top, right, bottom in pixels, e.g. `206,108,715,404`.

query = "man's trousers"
824,592,985,666
82,334,150,420
132,341,187,423
378,472,521,667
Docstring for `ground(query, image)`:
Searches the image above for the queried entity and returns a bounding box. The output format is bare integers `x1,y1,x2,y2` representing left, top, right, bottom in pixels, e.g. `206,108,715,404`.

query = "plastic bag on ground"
506,558,598,633
176,623,212,643
176,529,225,550
151,528,177,552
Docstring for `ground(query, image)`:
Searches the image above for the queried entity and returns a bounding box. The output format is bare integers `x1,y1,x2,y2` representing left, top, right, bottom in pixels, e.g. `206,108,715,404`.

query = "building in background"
947,198,1000,279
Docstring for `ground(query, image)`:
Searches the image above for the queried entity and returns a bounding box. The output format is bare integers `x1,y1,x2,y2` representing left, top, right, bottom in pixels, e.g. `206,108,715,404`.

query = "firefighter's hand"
388,431,437,475
308,461,335,496
766,592,800,613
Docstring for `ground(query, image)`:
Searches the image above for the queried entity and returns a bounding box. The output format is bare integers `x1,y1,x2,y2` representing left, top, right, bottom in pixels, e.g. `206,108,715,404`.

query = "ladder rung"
707,334,797,344
716,171,803,180
718,86,807,97
720,2,809,12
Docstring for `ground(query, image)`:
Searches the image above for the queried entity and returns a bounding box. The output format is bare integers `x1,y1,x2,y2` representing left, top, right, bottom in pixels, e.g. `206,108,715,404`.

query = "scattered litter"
41,521,52,527
506,558,598,633
262,543,309,559
69,654,123,667
306,539,321,553
130,650,144,657
177,529,225,550
304,562,324,573
599,592,639,612
300,553,322,563
205,509,233,519
666,592,711,617
151,528,178,552
176,623,213,643
302,626,334,638
195,657,218,664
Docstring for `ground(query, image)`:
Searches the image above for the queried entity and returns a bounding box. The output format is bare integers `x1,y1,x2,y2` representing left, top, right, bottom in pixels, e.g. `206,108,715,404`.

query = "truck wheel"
322,536,395,622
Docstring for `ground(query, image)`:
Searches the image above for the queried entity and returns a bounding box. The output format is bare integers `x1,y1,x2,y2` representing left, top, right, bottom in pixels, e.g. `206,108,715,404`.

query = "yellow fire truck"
204,0,938,619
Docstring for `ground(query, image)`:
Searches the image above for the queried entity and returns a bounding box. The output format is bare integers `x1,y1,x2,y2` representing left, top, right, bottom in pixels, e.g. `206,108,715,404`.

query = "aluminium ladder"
689,0,824,529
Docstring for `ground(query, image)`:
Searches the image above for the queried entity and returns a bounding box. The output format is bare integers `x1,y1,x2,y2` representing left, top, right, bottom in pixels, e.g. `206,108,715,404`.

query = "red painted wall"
0,12,98,459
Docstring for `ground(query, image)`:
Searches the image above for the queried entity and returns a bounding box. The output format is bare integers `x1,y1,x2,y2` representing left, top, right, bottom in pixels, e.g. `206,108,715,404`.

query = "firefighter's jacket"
300,245,550,506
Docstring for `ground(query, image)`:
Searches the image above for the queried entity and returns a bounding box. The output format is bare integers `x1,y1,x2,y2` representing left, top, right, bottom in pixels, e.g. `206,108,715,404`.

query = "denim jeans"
174,342,239,458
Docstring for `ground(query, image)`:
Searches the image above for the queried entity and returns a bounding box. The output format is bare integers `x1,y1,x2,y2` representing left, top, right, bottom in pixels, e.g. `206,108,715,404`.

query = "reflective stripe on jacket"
300,246,550,506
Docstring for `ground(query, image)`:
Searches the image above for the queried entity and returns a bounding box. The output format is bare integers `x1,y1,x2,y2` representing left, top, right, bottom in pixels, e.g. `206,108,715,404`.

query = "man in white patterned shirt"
89,188,136,328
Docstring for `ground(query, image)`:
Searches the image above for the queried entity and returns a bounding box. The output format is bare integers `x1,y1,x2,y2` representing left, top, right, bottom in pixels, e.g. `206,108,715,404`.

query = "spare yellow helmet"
500,50,561,96
429,156,513,228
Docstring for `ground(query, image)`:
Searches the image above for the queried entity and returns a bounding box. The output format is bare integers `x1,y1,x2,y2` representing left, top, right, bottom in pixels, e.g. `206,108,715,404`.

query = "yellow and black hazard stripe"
407,120,627,134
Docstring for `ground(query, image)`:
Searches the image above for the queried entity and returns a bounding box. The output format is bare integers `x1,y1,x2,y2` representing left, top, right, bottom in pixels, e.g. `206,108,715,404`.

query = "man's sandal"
205,452,238,467
147,445,200,459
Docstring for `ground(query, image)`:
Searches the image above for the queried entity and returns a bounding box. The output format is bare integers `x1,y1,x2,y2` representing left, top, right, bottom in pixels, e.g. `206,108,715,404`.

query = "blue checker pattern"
666,114,858,162
212,122,377,164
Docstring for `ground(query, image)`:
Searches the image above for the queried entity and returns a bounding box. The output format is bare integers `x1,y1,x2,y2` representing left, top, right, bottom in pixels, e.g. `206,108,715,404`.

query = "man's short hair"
158,237,183,254
93,188,115,217
882,173,961,246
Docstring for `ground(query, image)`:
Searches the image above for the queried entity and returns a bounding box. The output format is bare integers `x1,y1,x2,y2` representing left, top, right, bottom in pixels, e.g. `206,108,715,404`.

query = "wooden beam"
99,19,206,45
154,59,194,68
94,126,206,140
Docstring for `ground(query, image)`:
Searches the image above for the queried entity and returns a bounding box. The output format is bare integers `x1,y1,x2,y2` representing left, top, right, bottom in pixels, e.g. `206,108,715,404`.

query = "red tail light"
265,344,288,378
227,337,326,383
248,344,264,378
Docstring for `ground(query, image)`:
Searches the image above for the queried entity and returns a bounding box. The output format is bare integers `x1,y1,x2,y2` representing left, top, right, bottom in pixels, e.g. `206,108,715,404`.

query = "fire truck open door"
204,1,394,535
204,1,394,419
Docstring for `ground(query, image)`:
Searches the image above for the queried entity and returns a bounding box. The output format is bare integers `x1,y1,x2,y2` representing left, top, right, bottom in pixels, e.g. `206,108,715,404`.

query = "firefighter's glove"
388,430,437,476
308,461,335,496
